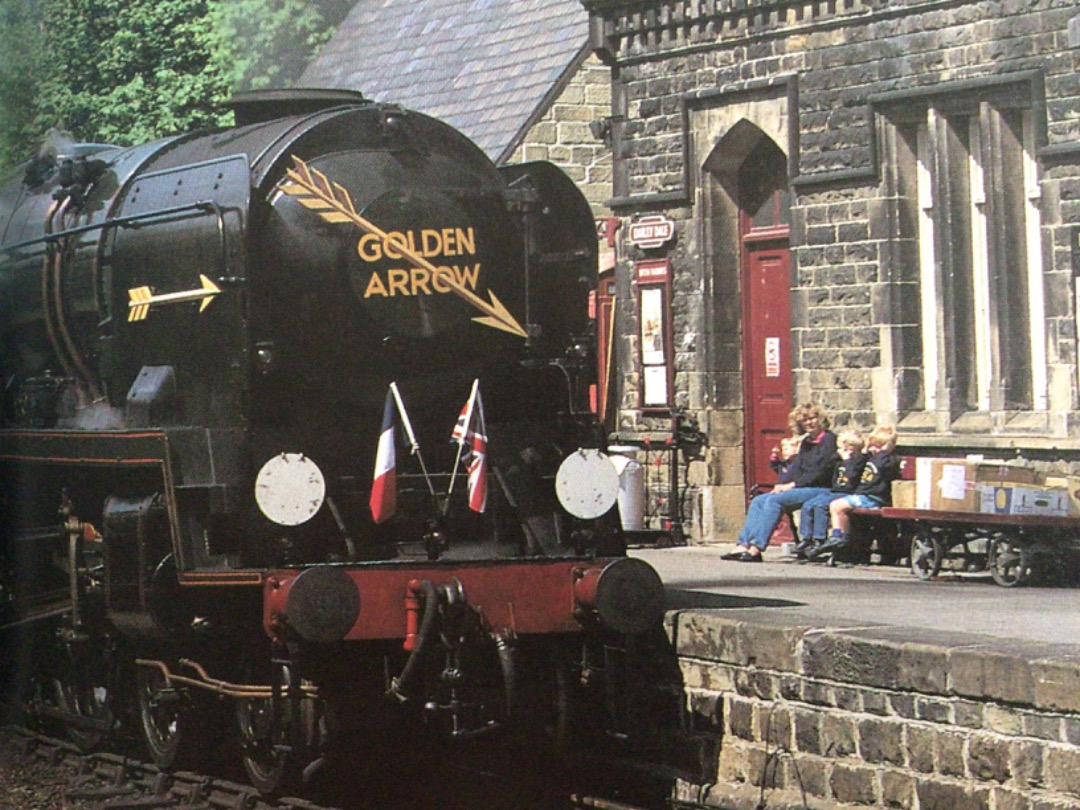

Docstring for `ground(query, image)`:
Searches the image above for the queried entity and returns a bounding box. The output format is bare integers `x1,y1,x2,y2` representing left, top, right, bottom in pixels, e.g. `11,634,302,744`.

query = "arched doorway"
738,137,792,492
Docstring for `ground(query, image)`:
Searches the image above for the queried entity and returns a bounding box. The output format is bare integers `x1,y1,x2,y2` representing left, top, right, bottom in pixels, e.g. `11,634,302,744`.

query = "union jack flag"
452,381,488,513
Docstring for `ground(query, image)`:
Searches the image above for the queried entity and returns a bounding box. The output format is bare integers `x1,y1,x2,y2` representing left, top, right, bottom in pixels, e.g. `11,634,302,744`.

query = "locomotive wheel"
987,537,1034,588
236,664,319,795
909,528,942,580
53,639,116,752
137,664,201,770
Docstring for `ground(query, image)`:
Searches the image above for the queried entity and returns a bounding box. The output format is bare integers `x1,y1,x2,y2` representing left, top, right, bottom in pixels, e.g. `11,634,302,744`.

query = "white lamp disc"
555,449,619,519
255,453,326,526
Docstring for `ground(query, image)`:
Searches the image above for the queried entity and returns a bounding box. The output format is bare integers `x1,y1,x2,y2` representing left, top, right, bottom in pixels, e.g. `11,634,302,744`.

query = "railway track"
0,725,678,810
0,726,339,810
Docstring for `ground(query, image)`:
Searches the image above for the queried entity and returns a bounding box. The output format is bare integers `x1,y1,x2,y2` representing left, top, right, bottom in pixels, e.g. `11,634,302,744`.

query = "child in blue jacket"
795,430,866,558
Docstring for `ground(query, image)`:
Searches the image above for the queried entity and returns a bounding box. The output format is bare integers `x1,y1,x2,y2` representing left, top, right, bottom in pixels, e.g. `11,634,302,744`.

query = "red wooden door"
742,239,792,491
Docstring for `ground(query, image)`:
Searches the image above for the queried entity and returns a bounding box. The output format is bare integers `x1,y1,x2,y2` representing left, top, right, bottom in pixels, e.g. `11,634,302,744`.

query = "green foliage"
33,0,232,147
0,0,47,166
207,0,353,93
0,0,353,169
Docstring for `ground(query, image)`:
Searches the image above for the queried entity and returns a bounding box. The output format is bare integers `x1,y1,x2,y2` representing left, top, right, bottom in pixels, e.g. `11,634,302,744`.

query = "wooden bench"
848,506,1080,586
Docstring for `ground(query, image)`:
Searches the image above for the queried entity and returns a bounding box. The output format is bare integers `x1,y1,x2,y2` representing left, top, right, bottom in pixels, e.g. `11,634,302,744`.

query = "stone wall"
507,52,613,218
671,610,1080,808
581,0,1080,542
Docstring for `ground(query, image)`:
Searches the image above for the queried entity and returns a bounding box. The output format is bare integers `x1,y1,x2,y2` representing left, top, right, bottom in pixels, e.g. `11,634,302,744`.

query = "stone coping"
666,609,1080,714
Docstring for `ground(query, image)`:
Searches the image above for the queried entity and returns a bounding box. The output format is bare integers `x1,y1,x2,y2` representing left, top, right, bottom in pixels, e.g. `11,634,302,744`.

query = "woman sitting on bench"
722,403,838,563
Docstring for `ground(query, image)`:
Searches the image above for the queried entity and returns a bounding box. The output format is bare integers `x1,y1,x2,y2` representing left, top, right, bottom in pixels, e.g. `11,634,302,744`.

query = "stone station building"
581,0,1080,542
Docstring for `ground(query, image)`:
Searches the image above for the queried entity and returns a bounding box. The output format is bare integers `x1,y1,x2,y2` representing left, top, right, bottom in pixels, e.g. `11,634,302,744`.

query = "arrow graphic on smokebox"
128,274,222,322
277,155,527,338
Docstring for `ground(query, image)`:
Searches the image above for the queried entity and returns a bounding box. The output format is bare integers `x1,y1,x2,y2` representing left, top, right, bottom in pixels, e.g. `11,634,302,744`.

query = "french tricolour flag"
370,389,397,523
452,382,488,513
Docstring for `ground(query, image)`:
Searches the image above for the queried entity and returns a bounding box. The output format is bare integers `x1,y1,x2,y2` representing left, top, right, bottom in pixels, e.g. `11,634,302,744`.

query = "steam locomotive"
0,89,665,793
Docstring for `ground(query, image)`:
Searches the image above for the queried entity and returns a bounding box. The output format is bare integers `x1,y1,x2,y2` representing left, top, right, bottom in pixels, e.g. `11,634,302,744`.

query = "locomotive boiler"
0,89,665,793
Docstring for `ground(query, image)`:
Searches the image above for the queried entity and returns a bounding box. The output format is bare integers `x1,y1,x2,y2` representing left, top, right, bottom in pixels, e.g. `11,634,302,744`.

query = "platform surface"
633,545,1080,651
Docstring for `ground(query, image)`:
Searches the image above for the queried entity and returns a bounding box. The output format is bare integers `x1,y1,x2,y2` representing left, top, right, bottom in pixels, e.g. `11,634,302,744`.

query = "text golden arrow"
277,155,527,338
128,274,221,322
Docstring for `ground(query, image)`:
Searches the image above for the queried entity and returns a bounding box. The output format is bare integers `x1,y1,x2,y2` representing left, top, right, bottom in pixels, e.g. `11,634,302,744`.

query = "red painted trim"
0,455,163,465
263,559,620,641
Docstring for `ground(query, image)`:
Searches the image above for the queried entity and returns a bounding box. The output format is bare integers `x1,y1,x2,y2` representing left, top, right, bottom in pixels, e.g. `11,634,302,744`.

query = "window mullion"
968,114,993,411
917,115,940,412
1022,111,1047,411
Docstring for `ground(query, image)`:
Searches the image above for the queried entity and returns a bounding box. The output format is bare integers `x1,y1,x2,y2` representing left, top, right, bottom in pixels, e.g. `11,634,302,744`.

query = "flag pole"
447,378,479,501
390,382,436,497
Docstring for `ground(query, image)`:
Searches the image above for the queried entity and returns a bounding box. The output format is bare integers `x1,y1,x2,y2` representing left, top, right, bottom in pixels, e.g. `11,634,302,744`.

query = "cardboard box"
916,459,981,512
1039,474,1080,517
971,463,1039,485
891,479,917,509
979,485,1068,517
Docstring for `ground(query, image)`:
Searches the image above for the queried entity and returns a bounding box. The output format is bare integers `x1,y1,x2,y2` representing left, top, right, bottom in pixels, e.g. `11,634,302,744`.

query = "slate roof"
299,0,590,163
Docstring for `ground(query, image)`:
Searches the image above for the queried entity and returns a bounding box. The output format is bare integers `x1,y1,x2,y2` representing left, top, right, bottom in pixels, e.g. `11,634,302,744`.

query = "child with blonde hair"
795,429,867,558
769,436,802,483
809,425,900,560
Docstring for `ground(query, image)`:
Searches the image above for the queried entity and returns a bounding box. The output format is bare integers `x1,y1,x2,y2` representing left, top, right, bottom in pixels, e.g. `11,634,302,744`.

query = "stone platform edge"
668,608,1080,713
664,609,1080,808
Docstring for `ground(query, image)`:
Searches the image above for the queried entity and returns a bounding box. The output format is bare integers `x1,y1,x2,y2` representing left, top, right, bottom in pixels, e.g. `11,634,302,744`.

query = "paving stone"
968,734,1012,783
915,781,991,810
906,726,936,773
1045,746,1080,796
857,717,905,765
821,714,857,758
935,730,966,778
949,646,1035,706
830,763,877,804
880,770,917,809
1031,657,1080,714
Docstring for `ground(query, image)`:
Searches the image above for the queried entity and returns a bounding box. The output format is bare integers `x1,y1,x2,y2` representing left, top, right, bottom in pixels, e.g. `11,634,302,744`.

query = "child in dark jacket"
795,430,867,558
809,425,900,560
769,436,801,484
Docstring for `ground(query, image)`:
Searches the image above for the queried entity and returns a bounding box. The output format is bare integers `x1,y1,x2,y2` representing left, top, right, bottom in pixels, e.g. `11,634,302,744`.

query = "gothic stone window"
879,79,1046,419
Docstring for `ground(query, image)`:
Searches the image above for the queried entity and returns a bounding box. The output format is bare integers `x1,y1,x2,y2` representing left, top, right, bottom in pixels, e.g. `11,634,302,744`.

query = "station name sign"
628,214,675,250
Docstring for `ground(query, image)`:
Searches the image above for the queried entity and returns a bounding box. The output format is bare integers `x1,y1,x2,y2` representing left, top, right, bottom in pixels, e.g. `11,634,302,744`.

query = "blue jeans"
738,487,831,550
799,492,849,542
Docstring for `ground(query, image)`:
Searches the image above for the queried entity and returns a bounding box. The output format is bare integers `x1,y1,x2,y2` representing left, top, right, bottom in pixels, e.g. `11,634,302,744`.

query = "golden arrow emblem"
277,155,527,338
128,274,222,322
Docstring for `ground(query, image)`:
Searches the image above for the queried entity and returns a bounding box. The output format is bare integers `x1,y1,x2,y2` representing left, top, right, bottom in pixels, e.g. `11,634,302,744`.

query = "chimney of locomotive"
226,88,368,126
377,105,410,149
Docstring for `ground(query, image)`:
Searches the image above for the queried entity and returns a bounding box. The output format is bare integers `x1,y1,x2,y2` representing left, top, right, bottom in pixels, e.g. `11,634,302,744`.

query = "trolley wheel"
909,528,942,580
987,537,1034,588
236,663,319,795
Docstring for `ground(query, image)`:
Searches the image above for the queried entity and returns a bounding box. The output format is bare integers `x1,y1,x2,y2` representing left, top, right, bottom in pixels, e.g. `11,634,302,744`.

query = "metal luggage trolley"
611,409,704,548
873,507,1080,587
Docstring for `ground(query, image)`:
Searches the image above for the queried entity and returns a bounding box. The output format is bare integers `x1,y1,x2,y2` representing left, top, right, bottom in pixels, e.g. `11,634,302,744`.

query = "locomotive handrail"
3,200,237,272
